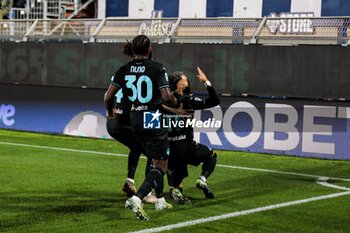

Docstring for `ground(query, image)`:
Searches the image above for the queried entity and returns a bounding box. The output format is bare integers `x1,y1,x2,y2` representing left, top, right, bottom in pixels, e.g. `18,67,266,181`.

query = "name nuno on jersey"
130,66,146,73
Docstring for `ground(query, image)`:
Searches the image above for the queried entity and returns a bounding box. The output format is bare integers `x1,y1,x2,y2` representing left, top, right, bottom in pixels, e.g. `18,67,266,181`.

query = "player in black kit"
163,67,220,204
105,83,147,196
106,53,155,203
104,35,176,221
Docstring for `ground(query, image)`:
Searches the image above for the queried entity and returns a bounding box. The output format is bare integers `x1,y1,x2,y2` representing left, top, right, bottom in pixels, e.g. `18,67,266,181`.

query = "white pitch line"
129,191,350,233
1,141,350,182
316,177,350,191
1,140,350,232
0,141,128,157
216,164,350,182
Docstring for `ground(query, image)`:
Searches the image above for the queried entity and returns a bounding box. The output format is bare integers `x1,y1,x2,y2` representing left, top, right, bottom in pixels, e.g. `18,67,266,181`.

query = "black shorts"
187,141,213,166
169,139,213,179
130,111,170,160
106,118,146,155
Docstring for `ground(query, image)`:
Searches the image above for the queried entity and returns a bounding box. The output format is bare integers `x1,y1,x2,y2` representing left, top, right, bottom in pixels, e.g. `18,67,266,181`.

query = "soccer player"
104,35,177,221
163,67,220,203
106,100,147,197
105,42,155,203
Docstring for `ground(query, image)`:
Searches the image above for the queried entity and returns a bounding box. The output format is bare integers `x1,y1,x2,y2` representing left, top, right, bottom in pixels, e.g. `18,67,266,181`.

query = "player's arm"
104,84,119,119
104,71,123,119
160,87,177,106
162,103,192,115
191,67,220,110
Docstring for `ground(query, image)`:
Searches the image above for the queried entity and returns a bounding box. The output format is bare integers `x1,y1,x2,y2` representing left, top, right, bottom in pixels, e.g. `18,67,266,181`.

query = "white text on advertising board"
0,104,15,126
266,12,314,34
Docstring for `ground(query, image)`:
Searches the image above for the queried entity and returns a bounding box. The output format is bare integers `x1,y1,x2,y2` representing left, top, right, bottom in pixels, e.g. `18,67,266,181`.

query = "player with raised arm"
163,67,220,204
104,35,176,221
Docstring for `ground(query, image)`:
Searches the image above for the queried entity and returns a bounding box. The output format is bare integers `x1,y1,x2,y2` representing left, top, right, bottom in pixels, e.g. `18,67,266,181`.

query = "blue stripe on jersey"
206,0,234,17
111,82,121,88
106,0,128,17
154,0,179,17
262,0,291,16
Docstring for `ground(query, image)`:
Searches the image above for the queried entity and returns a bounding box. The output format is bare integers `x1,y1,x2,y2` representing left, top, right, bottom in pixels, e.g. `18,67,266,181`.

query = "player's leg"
169,167,191,205
124,146,156,202
167,141,181,191
108,129,155,202
167,140,191,204
188,141,217,199
116,130,146,180
146,130,172,210
125,129,172,220
167,142,176,189
122,149,141,197
200,151,217,180
142,157,157,204
152,159,173,210
107,121,140,197
128,159,172,212
109,127,146,198
196,152,217,199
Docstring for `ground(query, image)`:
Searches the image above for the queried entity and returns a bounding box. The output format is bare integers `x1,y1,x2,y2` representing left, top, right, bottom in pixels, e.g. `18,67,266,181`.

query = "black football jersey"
166,86,220,139
109,71,132,125
112,59,169,111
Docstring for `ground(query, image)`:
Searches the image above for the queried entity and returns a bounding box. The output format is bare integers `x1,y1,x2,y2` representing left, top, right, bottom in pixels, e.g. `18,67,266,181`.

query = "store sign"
267,12,314,34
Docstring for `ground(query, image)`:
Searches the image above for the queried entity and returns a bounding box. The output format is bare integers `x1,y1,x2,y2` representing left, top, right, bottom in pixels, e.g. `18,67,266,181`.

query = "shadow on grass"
0,190,126,230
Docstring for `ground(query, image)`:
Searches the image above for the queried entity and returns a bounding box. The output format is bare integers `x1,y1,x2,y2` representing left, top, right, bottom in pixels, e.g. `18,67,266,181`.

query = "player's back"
116,58,169,131
124,59,167,110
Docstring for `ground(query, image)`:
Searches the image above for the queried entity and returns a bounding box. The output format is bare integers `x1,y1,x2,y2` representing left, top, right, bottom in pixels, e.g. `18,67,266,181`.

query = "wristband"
204,80,212,87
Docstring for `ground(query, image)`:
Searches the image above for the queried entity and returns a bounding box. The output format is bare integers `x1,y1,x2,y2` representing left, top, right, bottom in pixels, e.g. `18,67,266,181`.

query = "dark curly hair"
123,35,151,58
123,39,133,57
169,71,185,91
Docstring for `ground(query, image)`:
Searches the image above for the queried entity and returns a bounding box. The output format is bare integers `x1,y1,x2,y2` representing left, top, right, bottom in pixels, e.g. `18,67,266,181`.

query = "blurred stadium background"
0,0,350,232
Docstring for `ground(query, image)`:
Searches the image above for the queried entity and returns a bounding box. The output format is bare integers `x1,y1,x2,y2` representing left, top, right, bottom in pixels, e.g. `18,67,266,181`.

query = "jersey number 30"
115,75,153,103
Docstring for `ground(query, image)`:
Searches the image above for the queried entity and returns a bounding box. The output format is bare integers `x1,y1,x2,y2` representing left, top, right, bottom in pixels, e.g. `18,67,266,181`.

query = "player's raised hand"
197,67,208,83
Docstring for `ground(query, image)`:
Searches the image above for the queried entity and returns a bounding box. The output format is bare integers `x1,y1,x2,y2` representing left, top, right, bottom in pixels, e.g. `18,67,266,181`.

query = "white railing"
9,0,80,20
0,17,349,45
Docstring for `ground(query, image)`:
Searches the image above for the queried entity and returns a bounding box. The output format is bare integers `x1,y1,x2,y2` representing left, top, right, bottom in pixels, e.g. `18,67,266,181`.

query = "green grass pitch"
0,129,349,233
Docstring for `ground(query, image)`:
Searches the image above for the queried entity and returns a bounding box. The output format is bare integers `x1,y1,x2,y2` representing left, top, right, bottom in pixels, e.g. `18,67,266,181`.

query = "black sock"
154,169,164,198
201,153,217,179
135,167,164,200
127,150,141,179
145,158,152,178
167,169,174,187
